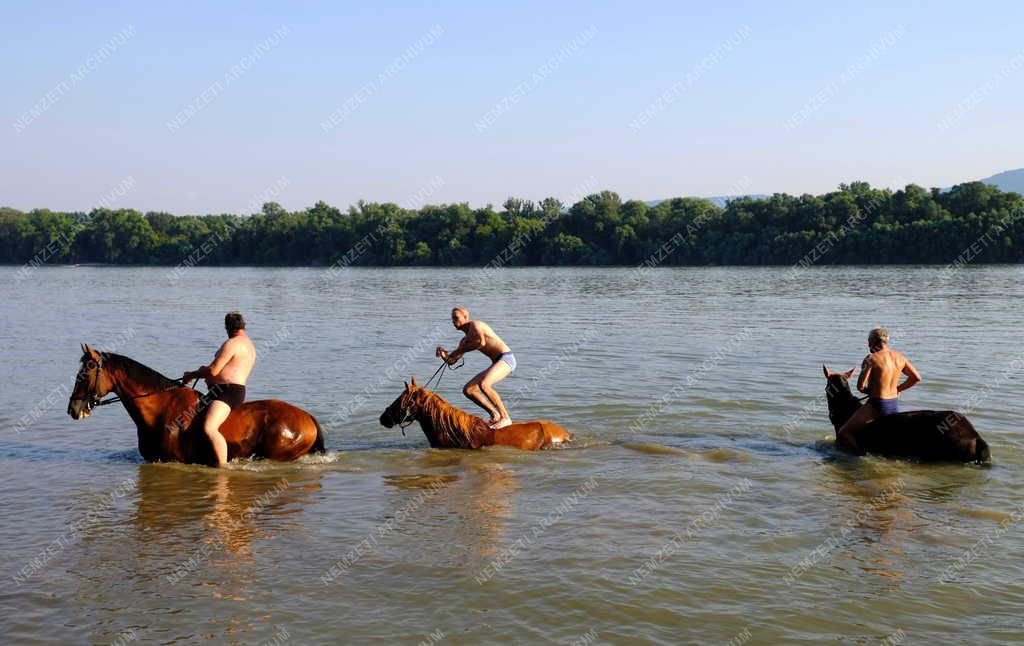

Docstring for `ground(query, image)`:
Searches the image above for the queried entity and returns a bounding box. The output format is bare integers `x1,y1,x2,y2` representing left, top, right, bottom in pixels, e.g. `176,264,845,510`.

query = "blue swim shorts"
495,352,516,372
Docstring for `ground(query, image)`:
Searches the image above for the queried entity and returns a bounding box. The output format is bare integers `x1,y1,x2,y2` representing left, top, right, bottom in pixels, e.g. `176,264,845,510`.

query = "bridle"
395,393,419,434
73,354,189,411
393,357,464,435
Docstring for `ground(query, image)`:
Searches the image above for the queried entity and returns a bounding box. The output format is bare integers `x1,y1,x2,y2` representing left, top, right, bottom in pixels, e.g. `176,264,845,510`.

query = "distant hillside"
646,194,769,208
664,167,1024,202
981,168,1024,195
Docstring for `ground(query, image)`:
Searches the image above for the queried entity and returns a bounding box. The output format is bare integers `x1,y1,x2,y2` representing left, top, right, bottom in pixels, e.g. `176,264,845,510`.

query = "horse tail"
311,416,327,453
974,437,991,464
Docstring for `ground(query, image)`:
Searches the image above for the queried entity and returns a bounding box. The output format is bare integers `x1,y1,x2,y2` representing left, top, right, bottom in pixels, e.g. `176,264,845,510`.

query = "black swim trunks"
201,383,246,410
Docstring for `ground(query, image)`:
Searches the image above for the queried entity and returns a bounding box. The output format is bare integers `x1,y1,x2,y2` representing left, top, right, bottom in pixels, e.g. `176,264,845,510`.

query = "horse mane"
416,388,489,449
102,353,181,392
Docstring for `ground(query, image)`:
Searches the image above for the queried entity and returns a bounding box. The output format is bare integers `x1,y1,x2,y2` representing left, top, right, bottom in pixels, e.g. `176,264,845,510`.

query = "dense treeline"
2,181,1022,268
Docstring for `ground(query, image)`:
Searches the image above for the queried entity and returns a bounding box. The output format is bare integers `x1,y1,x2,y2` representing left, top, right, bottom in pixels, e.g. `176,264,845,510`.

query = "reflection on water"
59,464,326,644
441,461,517,561
378,456,519,563
131,463,322,546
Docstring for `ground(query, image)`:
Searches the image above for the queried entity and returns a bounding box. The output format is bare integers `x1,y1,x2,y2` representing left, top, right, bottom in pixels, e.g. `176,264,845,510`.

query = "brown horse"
67,345,325,465
822,365,989,463
379,377,571,450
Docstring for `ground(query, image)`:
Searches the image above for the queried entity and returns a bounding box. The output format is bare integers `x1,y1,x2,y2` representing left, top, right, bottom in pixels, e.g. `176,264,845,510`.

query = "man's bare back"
461,320,511,362
206,334,255,386
858,347,910,400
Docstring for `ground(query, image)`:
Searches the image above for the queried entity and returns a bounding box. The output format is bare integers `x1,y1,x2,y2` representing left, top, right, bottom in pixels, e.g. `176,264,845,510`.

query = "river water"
1,265,1022,645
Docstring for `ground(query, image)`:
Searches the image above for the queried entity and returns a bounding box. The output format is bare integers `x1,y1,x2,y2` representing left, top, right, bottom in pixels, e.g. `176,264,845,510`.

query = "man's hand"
898,358,921,392
435,346,449,361
182,367,208,383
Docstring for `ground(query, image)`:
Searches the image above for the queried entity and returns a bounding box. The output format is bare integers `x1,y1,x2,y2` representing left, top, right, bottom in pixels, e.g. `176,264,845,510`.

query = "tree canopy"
2,182,1022,267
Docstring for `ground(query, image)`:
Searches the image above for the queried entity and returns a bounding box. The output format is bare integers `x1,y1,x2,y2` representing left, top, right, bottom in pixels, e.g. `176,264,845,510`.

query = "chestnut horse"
822,365,989,463
379,377,571,450
67,345,325,465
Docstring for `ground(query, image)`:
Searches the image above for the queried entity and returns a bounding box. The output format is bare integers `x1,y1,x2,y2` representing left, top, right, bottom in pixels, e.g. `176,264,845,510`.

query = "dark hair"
225,311,246,334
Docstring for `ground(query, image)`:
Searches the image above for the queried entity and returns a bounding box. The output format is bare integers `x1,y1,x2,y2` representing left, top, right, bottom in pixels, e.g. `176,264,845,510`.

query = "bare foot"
490,417,512,429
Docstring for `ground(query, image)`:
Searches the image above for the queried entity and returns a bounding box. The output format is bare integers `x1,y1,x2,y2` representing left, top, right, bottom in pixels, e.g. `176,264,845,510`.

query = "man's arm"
446,324,485,363
897,358,921,392
856,356,872,394
183,342,234,382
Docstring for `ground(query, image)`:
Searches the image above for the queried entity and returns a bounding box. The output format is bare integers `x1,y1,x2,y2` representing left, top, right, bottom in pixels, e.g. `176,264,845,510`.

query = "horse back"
220,399,318,459
858,410,988,462
494,419,571,450
494,421,548,450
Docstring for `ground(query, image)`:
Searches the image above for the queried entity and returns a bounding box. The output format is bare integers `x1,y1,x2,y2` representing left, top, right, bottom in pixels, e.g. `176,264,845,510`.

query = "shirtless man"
182,311,256,467
435,307,517,429
837,327,921,452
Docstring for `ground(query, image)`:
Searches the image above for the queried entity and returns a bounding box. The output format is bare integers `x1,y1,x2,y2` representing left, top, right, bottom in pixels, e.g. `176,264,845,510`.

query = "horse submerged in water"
379,377,571,450
822,365,989,463
67,345,325,465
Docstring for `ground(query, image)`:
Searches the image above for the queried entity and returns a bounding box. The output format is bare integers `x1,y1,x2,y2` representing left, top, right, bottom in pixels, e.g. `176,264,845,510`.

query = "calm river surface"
2,265,1023,645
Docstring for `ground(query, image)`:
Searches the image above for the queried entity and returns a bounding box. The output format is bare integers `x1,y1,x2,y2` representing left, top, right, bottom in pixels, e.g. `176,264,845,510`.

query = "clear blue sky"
2,1,1022,214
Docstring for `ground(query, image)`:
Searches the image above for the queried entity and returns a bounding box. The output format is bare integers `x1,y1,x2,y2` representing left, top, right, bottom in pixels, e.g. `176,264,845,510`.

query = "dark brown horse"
380,377,571,450
67,345,325,465
822,365,989,463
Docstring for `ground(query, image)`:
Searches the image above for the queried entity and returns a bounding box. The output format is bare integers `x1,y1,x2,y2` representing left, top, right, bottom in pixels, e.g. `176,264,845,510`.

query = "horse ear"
822,364,831,378
81,343,87,354
404,380,410,391
411,376,417,387
843,367,855,379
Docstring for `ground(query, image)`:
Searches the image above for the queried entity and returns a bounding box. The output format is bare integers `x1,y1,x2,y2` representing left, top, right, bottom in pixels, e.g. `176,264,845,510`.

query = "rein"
92,378,192,408
87,354,197,409
425,356,463,390
396,358,464,434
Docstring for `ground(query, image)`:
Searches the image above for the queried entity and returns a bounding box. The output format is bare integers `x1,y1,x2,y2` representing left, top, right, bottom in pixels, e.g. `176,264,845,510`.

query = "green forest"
2,181,1022,268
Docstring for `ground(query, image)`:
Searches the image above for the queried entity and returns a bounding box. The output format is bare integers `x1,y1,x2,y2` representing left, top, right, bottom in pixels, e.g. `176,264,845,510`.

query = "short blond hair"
868,327,888,348
452,307,469,318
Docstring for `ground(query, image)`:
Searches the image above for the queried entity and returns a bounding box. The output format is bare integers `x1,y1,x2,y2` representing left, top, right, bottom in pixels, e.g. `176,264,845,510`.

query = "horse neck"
826,385,861,433
104,354,185,431
416,390,487,448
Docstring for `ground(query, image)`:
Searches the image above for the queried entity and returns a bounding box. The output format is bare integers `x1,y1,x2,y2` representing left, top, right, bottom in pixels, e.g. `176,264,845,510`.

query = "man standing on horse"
182,311,255,467
436,307,517,429
837,326,921,450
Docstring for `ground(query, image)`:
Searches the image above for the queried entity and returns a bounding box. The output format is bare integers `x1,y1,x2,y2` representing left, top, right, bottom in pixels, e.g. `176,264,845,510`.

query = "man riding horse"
837,326,922,453
182,311,255,468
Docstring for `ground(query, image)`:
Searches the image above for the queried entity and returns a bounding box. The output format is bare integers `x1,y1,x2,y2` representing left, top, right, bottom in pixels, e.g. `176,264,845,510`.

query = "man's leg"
837,404,878,454
479,360,513,426
203,400,231,467
463,370,500,422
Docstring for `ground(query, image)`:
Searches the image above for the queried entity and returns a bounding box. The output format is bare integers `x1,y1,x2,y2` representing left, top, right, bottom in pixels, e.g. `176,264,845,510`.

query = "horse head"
822,364,859,432
379,376,422,429
68,344,116,420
